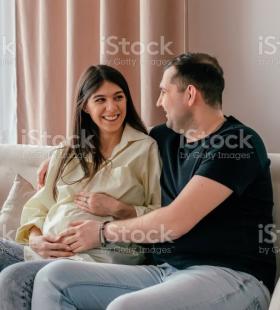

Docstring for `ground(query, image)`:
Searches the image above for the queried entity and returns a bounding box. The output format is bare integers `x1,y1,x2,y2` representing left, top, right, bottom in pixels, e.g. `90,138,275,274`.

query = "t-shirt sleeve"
194,130,265,196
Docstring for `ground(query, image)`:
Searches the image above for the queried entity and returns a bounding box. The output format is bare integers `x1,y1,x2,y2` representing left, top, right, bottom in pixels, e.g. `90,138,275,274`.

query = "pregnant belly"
42,203,112,236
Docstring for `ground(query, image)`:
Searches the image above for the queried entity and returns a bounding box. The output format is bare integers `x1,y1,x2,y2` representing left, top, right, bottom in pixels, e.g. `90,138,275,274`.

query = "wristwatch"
99,221,111,247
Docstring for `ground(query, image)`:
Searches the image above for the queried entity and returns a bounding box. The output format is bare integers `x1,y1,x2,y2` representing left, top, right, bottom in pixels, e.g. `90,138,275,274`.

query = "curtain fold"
100,0,141,116
16,0,188,145
140,0,188,125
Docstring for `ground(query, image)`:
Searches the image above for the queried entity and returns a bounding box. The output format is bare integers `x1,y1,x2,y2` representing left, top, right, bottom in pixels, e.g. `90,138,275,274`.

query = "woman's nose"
106,100,118,112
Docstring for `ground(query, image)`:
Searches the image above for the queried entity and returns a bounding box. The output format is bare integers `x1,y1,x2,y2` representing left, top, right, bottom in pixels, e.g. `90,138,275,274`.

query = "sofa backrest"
0,144,54,207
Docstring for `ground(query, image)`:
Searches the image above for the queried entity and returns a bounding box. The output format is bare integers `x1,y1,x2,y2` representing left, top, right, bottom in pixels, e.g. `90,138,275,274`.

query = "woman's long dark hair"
52,65,147,200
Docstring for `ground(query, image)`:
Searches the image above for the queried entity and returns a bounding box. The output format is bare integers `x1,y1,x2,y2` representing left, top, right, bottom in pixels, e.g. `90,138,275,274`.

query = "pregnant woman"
0,65,161,309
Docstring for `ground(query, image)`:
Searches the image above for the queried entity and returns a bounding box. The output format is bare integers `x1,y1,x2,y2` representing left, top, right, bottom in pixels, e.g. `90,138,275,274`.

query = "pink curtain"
16,0,188,145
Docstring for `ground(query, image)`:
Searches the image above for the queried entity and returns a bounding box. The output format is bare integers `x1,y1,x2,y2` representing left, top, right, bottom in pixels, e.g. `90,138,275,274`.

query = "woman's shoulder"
49,145,76,169
51,145,69,160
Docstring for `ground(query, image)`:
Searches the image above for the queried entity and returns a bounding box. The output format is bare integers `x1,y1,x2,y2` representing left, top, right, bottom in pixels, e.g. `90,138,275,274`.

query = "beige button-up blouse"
16,124,161,264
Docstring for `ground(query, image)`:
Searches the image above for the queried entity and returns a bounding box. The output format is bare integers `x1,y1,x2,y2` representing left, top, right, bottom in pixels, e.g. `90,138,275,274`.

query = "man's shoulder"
149,123,176,142
217,116,266,151
221,116,260,137
211,116,269,169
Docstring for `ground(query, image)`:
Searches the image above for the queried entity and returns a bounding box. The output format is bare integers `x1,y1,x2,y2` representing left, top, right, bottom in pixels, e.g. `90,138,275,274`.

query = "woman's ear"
83,104,89,113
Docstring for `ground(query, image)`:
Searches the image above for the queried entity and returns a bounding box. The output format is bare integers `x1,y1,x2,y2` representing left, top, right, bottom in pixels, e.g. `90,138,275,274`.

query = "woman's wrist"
29,226,42,242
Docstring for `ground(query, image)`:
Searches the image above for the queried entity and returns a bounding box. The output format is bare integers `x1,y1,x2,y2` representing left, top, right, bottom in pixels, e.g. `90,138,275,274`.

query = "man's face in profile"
157,66,192,133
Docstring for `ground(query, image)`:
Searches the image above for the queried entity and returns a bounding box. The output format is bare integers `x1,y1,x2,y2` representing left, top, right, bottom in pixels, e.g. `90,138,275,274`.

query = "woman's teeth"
103,114,119,121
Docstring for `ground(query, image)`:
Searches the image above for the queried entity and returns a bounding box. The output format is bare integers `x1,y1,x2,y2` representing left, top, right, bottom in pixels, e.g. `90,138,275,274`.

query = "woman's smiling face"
84,81,127,137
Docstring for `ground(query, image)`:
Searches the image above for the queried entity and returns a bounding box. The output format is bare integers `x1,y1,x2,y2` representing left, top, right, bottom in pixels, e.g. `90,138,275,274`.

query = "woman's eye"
95,98,105,103
115,95,124,101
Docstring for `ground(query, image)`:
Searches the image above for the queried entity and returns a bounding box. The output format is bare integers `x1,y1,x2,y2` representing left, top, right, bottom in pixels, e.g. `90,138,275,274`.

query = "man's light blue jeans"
32,260,271,310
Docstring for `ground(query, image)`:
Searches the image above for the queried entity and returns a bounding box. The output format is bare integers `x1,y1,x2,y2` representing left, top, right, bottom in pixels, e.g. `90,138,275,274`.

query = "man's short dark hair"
165,53,225,107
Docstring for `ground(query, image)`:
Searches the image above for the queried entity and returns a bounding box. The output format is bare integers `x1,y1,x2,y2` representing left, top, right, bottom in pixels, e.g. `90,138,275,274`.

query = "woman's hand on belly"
74,192,136,219
29,234,74,259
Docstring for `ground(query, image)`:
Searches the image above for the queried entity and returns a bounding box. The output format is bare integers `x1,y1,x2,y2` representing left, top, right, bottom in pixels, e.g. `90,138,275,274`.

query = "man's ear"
185,85,197,106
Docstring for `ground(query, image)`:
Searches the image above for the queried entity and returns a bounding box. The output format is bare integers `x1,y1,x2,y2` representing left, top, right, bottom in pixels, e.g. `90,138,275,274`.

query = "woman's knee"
0,239,24,271
0,262,31,287
0,262,34,308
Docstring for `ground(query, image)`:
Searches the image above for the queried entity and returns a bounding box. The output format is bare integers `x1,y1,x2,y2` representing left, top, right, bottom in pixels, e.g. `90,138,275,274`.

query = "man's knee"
34,260,75,289
107,293,144,310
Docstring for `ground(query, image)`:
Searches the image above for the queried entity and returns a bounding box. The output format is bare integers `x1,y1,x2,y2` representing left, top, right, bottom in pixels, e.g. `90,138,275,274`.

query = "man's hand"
74,192,136,219
37,158,50,190
58,220,101,252
29,234,74,258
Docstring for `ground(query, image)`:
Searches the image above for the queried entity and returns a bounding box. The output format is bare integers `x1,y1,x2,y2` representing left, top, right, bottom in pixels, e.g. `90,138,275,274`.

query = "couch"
0,144,280,308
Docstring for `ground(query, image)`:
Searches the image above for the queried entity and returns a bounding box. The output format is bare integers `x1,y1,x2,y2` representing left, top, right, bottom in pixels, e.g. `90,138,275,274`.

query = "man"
32,53,275,309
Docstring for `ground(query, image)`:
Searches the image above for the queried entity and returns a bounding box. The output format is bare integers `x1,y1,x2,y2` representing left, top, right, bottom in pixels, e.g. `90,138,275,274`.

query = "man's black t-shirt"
149,116,276,293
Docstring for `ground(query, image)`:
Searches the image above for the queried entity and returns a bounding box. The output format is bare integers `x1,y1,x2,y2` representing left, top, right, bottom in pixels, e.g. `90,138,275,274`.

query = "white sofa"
0,144,280,308
0,144,54,207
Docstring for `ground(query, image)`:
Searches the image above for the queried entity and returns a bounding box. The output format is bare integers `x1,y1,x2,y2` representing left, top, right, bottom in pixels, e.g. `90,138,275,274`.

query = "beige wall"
188,0,280,152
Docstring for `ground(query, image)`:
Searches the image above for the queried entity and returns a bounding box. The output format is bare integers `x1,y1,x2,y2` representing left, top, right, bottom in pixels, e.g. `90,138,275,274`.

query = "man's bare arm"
37,158,50,189
104,175,233,243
